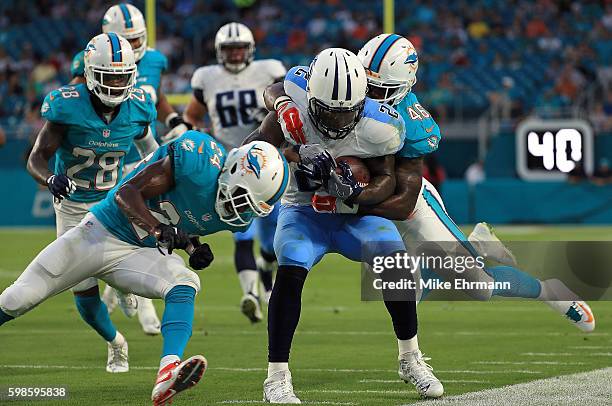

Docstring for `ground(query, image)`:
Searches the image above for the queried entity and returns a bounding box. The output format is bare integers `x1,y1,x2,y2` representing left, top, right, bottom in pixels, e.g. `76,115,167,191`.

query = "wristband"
273,96,292,111
165,112,179,128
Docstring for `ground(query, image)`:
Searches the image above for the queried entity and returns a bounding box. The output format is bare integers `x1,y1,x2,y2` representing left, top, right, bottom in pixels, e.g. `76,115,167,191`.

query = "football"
336,156,370,187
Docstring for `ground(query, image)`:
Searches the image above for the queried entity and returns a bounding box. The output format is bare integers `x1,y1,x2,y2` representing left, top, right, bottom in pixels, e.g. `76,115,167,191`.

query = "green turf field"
0,226,610,405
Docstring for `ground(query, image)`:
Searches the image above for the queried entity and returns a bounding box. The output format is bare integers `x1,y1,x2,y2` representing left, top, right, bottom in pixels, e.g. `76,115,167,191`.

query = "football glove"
46,174,76,201
277,99,306,144
324,161,363,203
188,242,214,270
154,224,190,255
295,144,336,181
160,112,193,145
311,191,359,214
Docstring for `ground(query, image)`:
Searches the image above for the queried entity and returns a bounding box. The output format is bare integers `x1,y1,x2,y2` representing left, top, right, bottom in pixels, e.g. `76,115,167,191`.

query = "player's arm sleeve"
134,126,159,158
190,68,207,106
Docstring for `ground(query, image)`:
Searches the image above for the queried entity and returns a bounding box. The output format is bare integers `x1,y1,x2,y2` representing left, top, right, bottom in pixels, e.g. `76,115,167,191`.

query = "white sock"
238,269,259,296
110,331,125,345
160,355,180,371
398,336,419,356
267,362,289,378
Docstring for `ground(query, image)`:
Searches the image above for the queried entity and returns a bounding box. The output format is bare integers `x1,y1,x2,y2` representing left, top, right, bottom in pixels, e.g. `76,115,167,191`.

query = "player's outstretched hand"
325,161,363,203
189,242,214,270
277,100,306,144
154,224,191,255
46,174,76,201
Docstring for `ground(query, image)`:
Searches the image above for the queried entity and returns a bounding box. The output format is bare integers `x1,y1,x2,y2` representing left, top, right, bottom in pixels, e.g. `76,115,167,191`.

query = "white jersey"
281,66,405,205
190,59,286,149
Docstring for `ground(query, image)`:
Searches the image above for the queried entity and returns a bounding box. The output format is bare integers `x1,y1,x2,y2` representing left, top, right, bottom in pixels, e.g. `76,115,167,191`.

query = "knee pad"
0,284,37,317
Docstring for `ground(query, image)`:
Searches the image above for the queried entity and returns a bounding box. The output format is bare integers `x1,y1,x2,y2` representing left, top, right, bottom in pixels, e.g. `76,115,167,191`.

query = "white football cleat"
263,370,301,403
102,284,118,314
106,334,129,373
116,290,138,318
398,350,444,399
539,279,595,332
546,300,595,333
468,222,518,266
137,297,161,336
151,355,207,406
240,293,263,323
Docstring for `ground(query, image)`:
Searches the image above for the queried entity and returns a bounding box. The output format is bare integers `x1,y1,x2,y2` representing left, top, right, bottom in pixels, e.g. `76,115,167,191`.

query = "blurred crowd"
1,0,611,140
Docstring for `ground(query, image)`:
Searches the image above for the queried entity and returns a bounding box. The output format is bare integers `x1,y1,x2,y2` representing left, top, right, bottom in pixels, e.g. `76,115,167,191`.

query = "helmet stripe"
342,55,351,101
107,32,122,62
331,55,339,101
119,4,133,29
266,152,290,205
369,34,402,73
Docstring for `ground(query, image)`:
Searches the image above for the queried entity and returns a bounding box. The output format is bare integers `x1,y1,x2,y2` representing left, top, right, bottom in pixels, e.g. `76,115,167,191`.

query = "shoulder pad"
191,65,214,90
397,93,442,158
142,48,168,71
171,131,224,181
257,59,287,79
127,88,157,124
40,84,88,124
71,50,85,77
284,66,309,92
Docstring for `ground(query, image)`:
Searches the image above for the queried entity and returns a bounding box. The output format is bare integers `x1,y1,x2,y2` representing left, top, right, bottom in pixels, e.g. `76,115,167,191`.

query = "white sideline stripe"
0,365,540,375
522,352,612,357
359,379,488,384
4,328,608,338
521,352,575,356
473,361,586,366
412,367,612,406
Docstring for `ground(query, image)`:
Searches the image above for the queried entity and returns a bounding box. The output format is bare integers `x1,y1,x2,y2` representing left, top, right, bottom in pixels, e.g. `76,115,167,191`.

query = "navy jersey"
41,83,156,202
91,131,247,247
395,92,441,158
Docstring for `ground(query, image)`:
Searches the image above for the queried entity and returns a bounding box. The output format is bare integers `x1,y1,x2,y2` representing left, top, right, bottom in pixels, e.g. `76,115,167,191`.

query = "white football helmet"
215,22,255,73
307,48,367,139
216,141,289,227
102,4,147,61
84,33,137,107
357,34,418,106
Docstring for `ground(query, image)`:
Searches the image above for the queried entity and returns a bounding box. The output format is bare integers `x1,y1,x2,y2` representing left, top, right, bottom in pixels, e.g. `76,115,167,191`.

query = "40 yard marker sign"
516,119,594,181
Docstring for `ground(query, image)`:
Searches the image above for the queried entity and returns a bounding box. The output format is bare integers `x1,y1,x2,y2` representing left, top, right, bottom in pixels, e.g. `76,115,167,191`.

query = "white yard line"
0,364,541,375
473,361,586,366
359,379,488,384
409,367,612,406
218,401,357,405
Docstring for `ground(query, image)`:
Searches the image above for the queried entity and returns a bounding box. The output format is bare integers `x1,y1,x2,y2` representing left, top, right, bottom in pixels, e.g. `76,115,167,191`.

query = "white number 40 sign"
516,119,594,180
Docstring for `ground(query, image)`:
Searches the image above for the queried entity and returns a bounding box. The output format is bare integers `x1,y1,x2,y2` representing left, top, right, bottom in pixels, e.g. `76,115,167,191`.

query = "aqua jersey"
91,131,247,247
70,50,85,77
70,48,168,164
395,92,442,158
41,84,156,203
